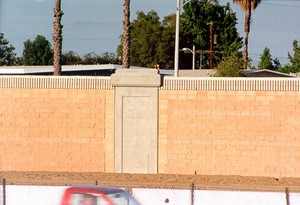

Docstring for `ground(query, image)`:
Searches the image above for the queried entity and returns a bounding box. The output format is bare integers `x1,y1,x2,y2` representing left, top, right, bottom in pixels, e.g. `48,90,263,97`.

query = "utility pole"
192,45,195,70
207,21,213,69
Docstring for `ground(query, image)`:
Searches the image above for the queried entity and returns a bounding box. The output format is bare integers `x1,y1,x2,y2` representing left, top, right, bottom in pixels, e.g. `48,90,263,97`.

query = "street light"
174,0,193,77
182,45,195,70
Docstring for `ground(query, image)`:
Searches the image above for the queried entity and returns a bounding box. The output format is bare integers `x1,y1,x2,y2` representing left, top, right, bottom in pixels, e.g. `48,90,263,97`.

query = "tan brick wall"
159,89,300,177
1,76,300,178
0,88,114,172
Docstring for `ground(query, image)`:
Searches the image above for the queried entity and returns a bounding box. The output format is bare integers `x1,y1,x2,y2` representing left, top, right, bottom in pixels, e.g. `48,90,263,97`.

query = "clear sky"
1,0,300,66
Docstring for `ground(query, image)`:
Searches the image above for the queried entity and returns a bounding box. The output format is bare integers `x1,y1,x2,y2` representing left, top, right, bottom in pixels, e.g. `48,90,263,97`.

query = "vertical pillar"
111,69,161,173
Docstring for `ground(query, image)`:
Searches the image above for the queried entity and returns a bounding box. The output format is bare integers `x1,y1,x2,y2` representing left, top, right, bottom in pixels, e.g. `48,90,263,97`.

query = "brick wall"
0,76,114,172
159,78,300,177
1,76,300,178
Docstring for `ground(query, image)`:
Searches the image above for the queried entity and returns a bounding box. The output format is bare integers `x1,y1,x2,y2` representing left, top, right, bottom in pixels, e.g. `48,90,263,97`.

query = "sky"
0,0,300,66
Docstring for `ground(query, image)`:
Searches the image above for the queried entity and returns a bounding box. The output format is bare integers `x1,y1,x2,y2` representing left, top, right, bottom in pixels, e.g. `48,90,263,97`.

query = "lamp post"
182,45,195,70
174,0,193,77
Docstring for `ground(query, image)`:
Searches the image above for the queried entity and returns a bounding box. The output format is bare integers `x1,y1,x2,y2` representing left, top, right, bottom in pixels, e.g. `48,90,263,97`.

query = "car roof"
67,186,127,195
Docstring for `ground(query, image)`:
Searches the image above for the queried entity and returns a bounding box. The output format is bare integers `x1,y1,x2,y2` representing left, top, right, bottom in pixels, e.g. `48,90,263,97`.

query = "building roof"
0,64,121,75
1,65,298,78
244,69,296,78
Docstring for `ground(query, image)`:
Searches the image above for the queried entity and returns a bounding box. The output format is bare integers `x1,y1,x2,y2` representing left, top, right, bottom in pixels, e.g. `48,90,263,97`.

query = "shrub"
214,52,244,77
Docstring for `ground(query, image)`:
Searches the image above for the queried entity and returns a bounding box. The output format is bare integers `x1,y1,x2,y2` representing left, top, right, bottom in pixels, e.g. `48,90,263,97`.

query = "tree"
118,11,165,68
277,40,300,74
273,58,281,70
117,1,241,70
288,40,300,68
214,52,244,77
100,52,119,64
181,0,242,69
129,11,162,68
53,0,63,75
22,35,53,65
82,52,100,65
122,0,131,69
62,51,82,65
0,33,16,66
81,52,118,65
233,0,262,69
258,47,274,70
157,14,176,69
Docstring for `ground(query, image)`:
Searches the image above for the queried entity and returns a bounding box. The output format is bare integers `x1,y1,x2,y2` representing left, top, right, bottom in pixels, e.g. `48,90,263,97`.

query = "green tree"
117,2,241,70
53,0,63,75
62,51,82,65
273,58,281,70
214,52,244,77
131,11,162,68
181,0,242,69
81,52,118,65
0,33,16,66
82,52,100,65
118,11,163,68
258,47,274,70
277,40,300,74
233,0,262,69
100,52,119,64
288,40,300,68
23,35,53,65
156,14,176,69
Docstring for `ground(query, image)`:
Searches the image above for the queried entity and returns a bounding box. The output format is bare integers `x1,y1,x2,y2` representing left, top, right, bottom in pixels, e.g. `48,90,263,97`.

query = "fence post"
2,178,6,205
285,187,290,205
191,183,194,205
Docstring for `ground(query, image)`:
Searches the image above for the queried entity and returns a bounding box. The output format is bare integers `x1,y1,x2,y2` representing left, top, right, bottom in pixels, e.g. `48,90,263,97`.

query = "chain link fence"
131,187,295,205
0,183,300,205
1,178,300,205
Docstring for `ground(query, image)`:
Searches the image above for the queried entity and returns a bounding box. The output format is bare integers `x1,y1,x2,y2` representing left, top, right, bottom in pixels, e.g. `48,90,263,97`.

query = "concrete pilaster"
111,69,161,173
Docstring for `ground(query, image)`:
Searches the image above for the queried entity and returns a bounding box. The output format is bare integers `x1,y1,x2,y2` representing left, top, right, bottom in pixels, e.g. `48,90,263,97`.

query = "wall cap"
111,69,161,87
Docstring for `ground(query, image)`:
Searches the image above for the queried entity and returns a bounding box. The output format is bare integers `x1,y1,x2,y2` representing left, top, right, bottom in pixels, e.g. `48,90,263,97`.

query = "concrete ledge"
111,69,161,87
2,171,300,192
0,75,112,89
160,77,300,91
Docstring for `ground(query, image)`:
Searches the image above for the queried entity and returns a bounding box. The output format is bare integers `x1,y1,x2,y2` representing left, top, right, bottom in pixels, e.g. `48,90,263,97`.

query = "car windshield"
70,193,99,205
105,191,140,205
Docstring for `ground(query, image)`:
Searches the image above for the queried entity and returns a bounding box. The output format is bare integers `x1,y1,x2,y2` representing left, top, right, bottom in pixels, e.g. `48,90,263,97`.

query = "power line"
263,3,300,8
262,0,300,8
5,37,116,41
249,53,290,63
251,25,300,33
251,45,291,48
264,0,300,1
0,21,118,26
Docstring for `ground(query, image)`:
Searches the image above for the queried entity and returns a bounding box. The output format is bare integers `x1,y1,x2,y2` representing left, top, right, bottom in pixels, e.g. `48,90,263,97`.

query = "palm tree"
233,0,262,69
53,0,63,75
122,0,131,69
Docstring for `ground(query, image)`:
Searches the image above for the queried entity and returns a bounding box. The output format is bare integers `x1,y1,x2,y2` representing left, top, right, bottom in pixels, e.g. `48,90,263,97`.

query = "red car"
60,186,140,205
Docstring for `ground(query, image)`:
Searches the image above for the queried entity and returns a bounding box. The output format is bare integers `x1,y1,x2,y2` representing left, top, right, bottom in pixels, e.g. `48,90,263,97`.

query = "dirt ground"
1,172,300,193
